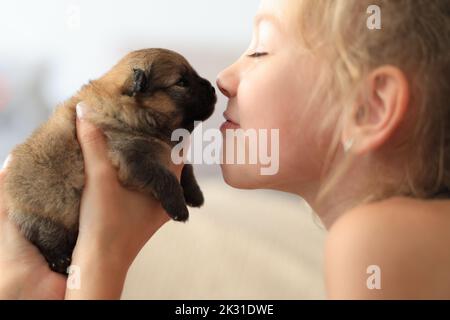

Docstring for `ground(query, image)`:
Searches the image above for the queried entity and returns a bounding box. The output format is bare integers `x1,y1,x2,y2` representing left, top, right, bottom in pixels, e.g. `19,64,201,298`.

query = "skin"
1,0,449,299
326,197,450,299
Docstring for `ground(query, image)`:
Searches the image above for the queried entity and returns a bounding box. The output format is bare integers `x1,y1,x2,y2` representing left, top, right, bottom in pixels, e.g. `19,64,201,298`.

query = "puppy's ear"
123,68,149,97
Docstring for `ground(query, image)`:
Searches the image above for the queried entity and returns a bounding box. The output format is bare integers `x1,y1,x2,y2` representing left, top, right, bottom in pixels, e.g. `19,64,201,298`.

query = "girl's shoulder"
325,196,450,299
330,196,450,236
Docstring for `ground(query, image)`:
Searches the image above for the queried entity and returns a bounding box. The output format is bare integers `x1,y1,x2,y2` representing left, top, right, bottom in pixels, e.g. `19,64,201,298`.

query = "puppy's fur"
3,49,216,274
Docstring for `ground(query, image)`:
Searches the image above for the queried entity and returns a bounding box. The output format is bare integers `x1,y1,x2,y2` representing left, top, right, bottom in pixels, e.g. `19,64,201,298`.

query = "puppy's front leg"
116,142,189,222
181,164,204,207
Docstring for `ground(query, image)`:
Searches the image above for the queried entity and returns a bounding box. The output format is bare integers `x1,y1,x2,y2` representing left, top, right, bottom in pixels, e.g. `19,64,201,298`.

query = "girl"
1,0,449,299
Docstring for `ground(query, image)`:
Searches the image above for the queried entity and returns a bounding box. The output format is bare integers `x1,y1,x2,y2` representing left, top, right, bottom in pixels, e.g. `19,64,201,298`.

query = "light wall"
0,0,260,174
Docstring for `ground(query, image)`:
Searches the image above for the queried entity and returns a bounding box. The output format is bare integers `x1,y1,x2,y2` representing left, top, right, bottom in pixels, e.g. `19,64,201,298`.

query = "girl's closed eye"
247,52,268,58
246,19,276,59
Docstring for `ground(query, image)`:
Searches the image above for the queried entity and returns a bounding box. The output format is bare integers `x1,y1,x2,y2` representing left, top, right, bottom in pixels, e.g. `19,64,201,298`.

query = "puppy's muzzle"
195,77,217,121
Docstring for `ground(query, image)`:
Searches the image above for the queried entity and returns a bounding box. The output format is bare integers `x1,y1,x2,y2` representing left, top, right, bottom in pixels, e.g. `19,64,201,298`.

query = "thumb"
76,102,115,178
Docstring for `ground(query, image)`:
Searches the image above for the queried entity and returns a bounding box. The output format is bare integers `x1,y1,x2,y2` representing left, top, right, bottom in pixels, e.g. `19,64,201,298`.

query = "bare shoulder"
325,197,450,299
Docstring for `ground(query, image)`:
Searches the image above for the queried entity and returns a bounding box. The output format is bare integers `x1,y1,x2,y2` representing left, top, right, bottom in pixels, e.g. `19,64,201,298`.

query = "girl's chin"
220,164,266,189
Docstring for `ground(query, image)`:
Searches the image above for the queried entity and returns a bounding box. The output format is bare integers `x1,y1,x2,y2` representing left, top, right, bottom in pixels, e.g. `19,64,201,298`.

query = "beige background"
123,176,327,299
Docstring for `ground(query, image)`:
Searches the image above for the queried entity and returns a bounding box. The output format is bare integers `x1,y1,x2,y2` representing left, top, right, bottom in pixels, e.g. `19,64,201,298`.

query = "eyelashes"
247,52,268,58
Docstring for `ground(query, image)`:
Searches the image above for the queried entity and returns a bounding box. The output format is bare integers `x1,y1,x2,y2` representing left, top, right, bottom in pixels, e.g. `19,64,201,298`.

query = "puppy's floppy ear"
123,68,149,97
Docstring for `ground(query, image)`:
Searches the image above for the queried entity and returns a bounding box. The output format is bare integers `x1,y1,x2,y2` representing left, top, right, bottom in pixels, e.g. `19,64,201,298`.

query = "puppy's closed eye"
174,77,189,88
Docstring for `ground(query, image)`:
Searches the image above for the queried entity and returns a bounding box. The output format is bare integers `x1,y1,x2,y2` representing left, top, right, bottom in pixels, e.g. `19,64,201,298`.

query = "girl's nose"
216,78,229,97
217,66,238,98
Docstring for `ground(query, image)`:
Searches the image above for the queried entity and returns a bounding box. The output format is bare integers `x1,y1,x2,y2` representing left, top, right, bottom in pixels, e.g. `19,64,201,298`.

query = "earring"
343,138,355,153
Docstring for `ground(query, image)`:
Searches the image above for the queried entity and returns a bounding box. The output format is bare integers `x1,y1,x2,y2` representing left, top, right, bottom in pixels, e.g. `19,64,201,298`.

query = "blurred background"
0,0,326,299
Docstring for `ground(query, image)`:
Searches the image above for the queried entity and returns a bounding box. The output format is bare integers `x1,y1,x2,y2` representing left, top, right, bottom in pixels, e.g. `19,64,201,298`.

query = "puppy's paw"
185,188,204,208
48,256,72,275
162,199,190,223
180,164,204,208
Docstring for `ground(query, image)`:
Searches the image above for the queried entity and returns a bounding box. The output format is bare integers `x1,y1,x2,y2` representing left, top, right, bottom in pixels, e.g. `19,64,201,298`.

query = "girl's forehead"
258,0,290,15
255,1,305,45
256,0,296,31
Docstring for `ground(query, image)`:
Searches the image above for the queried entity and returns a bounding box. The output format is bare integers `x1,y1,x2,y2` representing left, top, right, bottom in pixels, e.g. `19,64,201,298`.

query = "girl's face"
217,0,333,195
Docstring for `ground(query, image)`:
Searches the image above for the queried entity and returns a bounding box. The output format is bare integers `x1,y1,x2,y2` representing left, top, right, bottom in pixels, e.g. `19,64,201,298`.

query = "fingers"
75,102,116,179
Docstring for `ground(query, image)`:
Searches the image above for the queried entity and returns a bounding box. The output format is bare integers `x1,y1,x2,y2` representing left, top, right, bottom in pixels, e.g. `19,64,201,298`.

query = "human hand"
66,102,184,299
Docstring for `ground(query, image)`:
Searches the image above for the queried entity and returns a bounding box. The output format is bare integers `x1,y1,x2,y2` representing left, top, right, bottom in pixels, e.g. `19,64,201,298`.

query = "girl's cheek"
237,56,300,129
239,61,279,112
238,79,275,129
236,75,264,125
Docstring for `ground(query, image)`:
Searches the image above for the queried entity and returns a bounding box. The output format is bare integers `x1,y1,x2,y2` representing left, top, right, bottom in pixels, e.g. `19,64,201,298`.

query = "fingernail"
2,154,11,169
76,102,89,120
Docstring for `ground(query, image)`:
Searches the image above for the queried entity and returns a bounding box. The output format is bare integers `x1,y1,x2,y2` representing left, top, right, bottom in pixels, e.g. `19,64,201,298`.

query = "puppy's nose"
199,78,216,94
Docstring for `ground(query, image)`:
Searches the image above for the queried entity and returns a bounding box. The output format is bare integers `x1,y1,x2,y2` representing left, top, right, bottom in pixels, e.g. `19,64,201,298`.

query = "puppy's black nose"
199,78,214,90
210,85,216,94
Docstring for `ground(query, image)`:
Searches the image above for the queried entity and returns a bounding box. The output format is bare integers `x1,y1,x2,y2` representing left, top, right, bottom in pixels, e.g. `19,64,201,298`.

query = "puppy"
3,48,217,274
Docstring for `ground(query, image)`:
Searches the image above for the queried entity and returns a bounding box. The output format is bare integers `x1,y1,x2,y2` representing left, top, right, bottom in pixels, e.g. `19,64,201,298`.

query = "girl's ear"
342,66,410,155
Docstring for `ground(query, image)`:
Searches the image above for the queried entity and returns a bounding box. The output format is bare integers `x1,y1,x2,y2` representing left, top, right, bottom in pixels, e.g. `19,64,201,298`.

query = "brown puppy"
3,48,217,274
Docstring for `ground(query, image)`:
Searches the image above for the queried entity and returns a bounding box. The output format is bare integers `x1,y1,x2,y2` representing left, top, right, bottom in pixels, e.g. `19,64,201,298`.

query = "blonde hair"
286,0,450,204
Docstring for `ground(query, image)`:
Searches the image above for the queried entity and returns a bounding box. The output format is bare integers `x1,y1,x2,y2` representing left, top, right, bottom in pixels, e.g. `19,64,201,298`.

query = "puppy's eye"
175,78,189,87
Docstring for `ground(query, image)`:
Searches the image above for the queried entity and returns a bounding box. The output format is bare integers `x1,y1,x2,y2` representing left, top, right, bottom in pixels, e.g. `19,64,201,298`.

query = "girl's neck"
295,170,372,230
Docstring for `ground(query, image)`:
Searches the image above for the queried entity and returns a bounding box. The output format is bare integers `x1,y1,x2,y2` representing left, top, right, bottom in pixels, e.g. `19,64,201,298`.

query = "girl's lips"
220,120,240,131
222,111,240,129
223,111,239,126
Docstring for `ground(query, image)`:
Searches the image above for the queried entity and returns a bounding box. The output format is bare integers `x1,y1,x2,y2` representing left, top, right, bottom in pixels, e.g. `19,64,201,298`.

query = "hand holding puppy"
74,102,182,260
0,104,183,299
67,103,184,299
